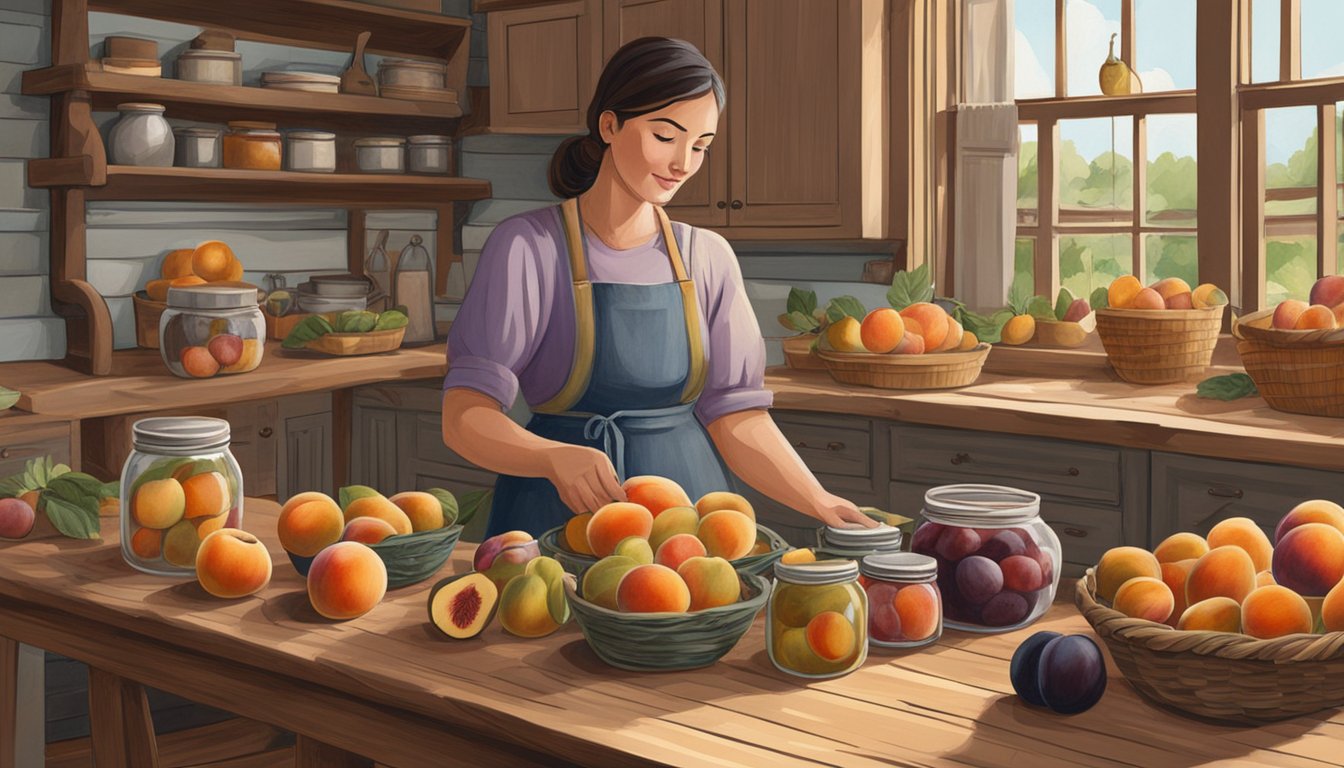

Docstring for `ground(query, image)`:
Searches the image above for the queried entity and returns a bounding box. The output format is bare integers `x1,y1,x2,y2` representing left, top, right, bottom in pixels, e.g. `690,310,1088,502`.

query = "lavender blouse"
443,206,773,426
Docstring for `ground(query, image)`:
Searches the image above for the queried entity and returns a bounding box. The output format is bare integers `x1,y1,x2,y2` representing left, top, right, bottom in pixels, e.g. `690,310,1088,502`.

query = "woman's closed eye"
654,134,675,143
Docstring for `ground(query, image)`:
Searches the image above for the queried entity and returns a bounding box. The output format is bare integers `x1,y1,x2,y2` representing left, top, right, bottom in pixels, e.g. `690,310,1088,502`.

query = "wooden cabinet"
277,394,333,500
488,0,603,133
0,417,77,478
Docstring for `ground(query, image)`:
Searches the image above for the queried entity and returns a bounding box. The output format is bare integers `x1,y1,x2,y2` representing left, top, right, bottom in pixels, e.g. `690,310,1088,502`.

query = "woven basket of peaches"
1076,500,1344,724
1231,275,1344,418
1093,276,1228,384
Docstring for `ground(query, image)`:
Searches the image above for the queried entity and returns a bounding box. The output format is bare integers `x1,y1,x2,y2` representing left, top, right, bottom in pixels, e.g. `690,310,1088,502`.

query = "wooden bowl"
286,523,463,589
816,343,991,389
781,335,827,370
538,524,789,578
305,327,405,355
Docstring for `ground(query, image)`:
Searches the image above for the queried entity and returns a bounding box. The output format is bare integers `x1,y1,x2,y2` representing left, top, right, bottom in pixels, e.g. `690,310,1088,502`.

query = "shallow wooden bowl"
305,327,405,355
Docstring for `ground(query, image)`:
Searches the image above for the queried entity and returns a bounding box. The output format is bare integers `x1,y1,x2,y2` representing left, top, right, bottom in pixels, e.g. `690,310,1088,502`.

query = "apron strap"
654,206,708,405
533,198,595,414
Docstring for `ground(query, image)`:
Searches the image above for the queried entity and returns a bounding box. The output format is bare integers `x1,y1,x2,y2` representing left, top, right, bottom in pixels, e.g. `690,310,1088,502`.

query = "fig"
1010,631,1061,707
427,571,498,640
1037,635,1107,714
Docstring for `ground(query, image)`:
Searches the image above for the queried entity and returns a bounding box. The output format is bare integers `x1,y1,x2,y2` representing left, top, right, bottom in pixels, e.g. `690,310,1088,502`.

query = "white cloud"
1065,0,1121,97
1137,67,1176,93
1014,29,1053,99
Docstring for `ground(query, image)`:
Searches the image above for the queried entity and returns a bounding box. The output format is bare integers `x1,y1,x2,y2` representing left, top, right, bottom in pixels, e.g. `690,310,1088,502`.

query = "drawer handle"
1067,467,1080,477
0,448,9,460
1207,486,1244,499
950,452,970,465
1063,527,1088,538
258,427,274,438
826,441,845,452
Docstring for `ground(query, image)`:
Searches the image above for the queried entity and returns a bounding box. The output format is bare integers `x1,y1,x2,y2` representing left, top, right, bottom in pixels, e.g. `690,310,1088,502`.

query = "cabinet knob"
1063,527,1088,538
0,448,9,460
730,199,743,209
950,452,970,465
825,441,845,452
258,427,274,438
1207,486,1243,499
716,200,727,209
1067,467,1080,477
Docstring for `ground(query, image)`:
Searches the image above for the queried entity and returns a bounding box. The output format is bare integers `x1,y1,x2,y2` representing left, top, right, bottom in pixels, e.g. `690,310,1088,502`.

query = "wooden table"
2,500,1342,768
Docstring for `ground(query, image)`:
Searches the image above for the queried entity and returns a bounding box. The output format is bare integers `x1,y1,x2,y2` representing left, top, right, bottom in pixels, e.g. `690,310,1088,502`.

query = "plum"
936,527,982,561
867,582,903,642
1010,631,1061,706
980,591,1030,627
1037,635,1108,714
955,556,1003,605
1001,555,1044,592
977,530,1027,562
911,521,945,555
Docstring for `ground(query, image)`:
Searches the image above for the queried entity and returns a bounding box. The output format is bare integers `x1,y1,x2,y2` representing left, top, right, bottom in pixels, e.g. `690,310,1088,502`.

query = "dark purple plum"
1010,630,1062,706
977,530,1027,562
1037,635,1108,715
955,556,1003,605
911,521,946,555
980,591,1030,626
937,527,982,561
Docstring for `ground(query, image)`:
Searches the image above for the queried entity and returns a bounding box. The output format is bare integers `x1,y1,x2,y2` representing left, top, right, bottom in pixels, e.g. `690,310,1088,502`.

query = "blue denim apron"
485,200,732,537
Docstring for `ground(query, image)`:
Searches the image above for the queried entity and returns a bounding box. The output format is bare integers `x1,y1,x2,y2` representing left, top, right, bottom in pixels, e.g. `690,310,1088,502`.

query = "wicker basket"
305,327,405,355
539,524,789,578
1233,308,1344,417
1075,569,1344,724
132,291,167,349
565,569,769,671
816,343,991,390
781,335,827,370
1094,306,1224,384
287,524,463,588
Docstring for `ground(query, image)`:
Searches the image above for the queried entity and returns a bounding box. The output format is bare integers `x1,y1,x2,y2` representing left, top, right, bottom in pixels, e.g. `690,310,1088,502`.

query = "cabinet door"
724,0,860,230
280,412,333,499
489,0,603,133
0,422,73,479
604,0,727,227
351,406,400,493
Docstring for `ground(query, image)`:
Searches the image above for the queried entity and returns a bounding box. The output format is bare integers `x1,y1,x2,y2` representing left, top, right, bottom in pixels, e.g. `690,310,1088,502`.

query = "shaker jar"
159,284,265,379
108,103,175,167
120,417,243,576
222,122,282,170
859,552,942,648
767,560,868,678
816,523,904,560
354,137,406,173
407,135,451,174
910,484,1060,633
284,130,336,173
173,127,222,168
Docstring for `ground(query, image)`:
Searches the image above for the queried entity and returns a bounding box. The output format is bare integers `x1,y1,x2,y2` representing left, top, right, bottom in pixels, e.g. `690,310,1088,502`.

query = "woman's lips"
652,174,681,191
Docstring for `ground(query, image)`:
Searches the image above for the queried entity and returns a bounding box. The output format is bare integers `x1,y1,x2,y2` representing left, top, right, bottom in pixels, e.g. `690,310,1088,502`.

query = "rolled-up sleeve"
443,215,554,409
693,229,773,426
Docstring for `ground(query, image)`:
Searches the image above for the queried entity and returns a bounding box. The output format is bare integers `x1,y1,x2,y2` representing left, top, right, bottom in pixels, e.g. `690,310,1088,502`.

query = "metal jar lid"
773,559,859,586
174,127,222,138
166,284,260,310
132,416,231,453
408,134,451,145
228,120,278,131
859,552,938,582
921,484,1042,527
822,523,903,551
116,102,166,113
354,137,407,147
287,130,336,141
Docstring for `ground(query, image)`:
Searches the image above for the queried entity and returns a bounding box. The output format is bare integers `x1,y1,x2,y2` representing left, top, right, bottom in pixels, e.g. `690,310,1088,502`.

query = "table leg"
87,666,160,768
1,637,44,768
295,734,374,768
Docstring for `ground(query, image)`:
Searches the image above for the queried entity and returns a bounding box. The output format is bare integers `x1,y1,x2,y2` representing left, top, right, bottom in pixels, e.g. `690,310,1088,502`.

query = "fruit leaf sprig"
777,289,867,334
1197,373,1259,401
0,456,114,539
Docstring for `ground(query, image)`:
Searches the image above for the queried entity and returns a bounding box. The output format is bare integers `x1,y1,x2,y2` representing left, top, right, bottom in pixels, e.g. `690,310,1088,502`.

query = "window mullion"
1121,0,1135,73
1055,0,1067,98
1319,105,1338,276
1282,0,1300,81
1242,108,1267,312
1135,114,1147,281
1036,118,1059,297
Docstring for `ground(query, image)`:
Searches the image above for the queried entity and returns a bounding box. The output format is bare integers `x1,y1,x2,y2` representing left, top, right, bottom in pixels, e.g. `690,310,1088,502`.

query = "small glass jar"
107,103,174,167
222,121,282,170
284,130,336,173
910,484,1061,633
354,137,406,173
120,417,243,576
159,285,265,379
407,134,451,174
767,560,868,679
859,552,942,648
173,127,222,168
816,523,904,560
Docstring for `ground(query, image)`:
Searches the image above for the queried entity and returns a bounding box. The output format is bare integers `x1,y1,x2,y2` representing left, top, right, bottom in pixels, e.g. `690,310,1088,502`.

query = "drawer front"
0,423,72,479
1151,452,1344,543
890,424,1122,505
773,411,874,480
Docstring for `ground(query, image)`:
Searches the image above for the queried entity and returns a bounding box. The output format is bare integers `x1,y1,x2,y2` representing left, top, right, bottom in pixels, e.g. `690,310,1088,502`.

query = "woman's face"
599,91,719,206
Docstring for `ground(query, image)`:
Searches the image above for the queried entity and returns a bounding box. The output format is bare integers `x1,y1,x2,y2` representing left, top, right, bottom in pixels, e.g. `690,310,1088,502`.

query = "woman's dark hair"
548,37,725,198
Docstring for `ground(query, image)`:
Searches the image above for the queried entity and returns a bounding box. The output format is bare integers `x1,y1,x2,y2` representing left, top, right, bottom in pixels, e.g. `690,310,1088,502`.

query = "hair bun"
548,135,605,199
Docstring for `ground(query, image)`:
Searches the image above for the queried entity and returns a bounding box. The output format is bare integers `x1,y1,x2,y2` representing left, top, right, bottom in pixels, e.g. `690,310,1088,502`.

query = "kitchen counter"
2,499,1342,767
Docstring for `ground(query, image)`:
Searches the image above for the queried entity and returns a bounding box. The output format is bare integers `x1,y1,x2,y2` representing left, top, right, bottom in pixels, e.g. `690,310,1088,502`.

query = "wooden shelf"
88,0,471,59
23,65,462,129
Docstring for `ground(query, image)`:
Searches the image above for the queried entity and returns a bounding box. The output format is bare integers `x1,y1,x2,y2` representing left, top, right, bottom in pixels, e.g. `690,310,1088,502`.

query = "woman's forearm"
706,409,839,520
440,388,560,479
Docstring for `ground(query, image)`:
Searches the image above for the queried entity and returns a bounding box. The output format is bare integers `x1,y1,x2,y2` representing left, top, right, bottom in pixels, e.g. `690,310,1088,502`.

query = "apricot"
1186,546,1257,606
622,476,692,517
1151,277,1192,309
655,533,707,572
696,509,756,561
773,627,826,674
694,491,756,522
1153,532,1209,564
586,502,654,558
341,516,398,545
958,330,980,350
649,506,698,550
194,513,227,541
1108,275,1143,309
133,478,186,530
145,278,172,302
498,573,561,638
1206,517,1273,572
1177,596,1241,633
343,495,413,536
999,314,1036,345
616,564,690,613
613,535,654,565
825,315,864,353
1322,577,1344,632
677,556,740,611
163,519,201,567
192,240,237,282
195,529,272,598
1256,569,1276,588
1241,585,1313,639
1272,523,1344,596
1160,559,1196,626
1191,283,1229,309
129,527,162,560
1112,576,1175,623
892,328,927,354
160,248,195,279
182,471,230,519
1130,287,1165,310
1275,499,1344,542
936,318,965,353
780,548,817,565
805,611,857,661
859,307,906,353
581,555,639,609
1295,304,1337,330
388,491,444,532
893,583,940,641
565,512,595,554
1273,299,1309,330
277,495,344,557
899,303,949,351
1096,546,1162,602
307,541,387,620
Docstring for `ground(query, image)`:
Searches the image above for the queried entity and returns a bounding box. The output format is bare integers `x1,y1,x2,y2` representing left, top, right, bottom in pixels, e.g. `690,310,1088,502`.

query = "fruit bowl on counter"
818,302,990,390
1231,275,1344,417
1093,277,1228,384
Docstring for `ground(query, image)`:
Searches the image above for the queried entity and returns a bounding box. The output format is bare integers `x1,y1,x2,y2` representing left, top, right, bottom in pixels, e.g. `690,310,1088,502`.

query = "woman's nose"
671,142,694,173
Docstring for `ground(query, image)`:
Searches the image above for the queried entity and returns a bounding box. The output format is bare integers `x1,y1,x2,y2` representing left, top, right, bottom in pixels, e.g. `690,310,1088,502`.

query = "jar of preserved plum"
120,417,243,576
859,552,942,648
767,560,868,678
910,484,1060,633
817,523,904,560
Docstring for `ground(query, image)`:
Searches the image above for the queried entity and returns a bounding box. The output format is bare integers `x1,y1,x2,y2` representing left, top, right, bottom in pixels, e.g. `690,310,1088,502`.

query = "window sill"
979,333,1245,379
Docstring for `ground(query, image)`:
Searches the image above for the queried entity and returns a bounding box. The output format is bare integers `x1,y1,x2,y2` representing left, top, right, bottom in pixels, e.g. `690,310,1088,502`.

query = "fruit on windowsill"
1098,33,1142,96
999,313,1036,345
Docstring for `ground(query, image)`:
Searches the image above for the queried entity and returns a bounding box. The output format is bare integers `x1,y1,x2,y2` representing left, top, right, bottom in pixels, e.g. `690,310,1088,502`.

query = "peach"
1152,277,1192,309
220,338,261,374
133,478,186,530
805,611,857,662
1186,546,1257,606
935,317,965,353
195,529,273,598
1096,546,1162,602
1112,576,1175,623
343,495,413,536
180,346,220,378
1191,283,1229,309
474,531,540,591
1108,275,1143,309
890,332,927,354
341,516,398,544
1256,569,1276,588
194,513,227,541
1177,596,1241,633
581,555,639,609
565,512,595,554
1309,274,1344,308
182,471,230,519
616,564,690,613
1276,500,1344,542
1130,287,1166,310
622,476,692,518
145,278,172,302
586,502,654,557
498,573,561,638
649,506,699,550
999,314,1036,345
1165,292,1194,310
1322,577,1344,632
958,330,980,350
1272,523,1344,596
677,556,740,611
1273,299,1309,330
163,519,201,568
893,583,941,641
1160,559,1197,627
1241,585,1313,639
780,548,817,565
899,303,949,351
206,334,244,367
307,541,387,620
696,509,756,561
388,491,444,532
472,530,535,571
0,497,36,539
613,535,654,565
277,494,344,557
1294,304,1337,330
1153,532,1209,563
129,527,162,559
1206,517,1274,572
694,491,755,521
859,307,906,353
160,248,195,279
655,533,707,572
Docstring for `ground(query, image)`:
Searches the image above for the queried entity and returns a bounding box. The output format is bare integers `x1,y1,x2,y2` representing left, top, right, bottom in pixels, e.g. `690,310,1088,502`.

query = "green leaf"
1054,288,1075,321
825,296,867,323
40,493,101,540
374,310,408,331
786,288,818,317
953,306,1014,344
455,489,493,527
99,481,120,500
282,315,335,349
0,475,28,498
338,484,383,512
787,311,819,333
48,474,103,505
1197,373,1259,401
336,310,378,334
0,386,18,411
1007,282,1030,314
1025,295,1055,320
28,457,53,489
1090,287,1110,311
426,488,459,527
886,263,934,310
129,457,193,496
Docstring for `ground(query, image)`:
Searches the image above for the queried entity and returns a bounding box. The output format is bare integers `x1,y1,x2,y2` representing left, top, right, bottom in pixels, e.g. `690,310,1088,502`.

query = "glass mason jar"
159,284,265,379
120,417,243,576
816,523,904,560
107,102,175,167
767,560,868,679
910,484,1061,633
859,552,942,648
222,121,282,170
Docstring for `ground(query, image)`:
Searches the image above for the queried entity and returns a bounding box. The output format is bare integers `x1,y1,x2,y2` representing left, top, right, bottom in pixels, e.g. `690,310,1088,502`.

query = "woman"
442,36,876,538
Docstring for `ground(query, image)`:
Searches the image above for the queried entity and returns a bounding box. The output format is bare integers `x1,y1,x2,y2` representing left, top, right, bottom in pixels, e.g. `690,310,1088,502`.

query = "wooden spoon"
341,31,377,95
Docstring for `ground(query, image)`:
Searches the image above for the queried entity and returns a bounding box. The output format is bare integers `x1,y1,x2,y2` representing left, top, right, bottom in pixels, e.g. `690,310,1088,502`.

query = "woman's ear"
597,110,621,143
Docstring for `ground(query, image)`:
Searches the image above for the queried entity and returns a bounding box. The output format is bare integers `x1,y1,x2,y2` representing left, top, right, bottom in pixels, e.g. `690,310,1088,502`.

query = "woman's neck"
577,161,658,250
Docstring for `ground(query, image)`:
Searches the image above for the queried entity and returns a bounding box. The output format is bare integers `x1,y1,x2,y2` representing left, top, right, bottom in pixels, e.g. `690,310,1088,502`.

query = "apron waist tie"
549,402,697,482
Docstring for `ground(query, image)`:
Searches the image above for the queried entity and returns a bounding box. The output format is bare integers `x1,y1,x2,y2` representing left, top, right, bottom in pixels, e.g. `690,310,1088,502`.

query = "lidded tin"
767,560,868,678
859,552,942,648
818,523,903,560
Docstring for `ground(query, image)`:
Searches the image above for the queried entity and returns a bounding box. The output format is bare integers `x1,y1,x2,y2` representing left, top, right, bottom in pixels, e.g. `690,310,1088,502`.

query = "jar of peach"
120,417,243,576
767,560,868,678
859,552,942,648
159,284,264,378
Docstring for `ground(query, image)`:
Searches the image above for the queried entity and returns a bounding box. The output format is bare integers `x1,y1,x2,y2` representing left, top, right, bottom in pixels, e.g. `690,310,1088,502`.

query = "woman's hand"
809,492,879,529
544,444,627,515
